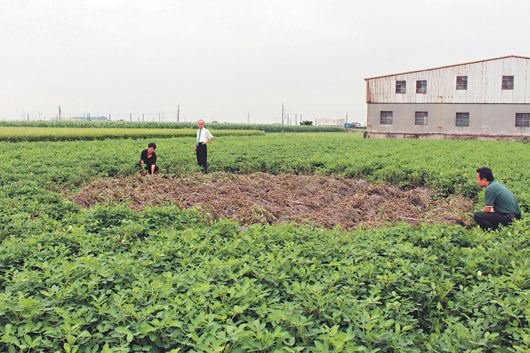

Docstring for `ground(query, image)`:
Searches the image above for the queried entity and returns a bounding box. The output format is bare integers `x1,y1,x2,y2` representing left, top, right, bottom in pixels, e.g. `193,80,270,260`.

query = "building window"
380,111,393,125
456,76,468,90
455,112,470,127
415,111,428,125
416,80,427,94
515,113,530,127
502,76,514,90
396,80,406,94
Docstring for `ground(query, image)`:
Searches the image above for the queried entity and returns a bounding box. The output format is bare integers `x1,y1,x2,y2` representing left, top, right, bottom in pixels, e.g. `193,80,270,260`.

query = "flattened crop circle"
72,172,473,229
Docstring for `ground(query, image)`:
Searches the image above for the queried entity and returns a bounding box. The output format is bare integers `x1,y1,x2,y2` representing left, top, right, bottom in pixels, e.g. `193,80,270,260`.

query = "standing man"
474,167,521,230
194,119,214,173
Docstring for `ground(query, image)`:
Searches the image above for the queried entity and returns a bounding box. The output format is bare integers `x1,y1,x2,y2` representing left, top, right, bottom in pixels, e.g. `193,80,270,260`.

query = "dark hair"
476,167,494,182
148,142,157,149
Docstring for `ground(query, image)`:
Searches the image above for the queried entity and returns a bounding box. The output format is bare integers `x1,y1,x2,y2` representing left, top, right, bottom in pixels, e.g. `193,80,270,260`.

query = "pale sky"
2,0,530,123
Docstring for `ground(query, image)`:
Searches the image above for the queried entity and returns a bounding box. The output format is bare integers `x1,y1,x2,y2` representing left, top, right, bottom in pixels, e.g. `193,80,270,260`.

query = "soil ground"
73,173,473,229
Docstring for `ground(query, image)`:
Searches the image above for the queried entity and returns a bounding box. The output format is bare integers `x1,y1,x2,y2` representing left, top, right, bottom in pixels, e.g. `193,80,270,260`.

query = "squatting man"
139,142,158,176
473,167,521,230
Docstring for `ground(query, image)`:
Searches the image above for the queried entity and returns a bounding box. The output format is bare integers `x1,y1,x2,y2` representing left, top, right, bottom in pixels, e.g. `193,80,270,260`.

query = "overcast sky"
2,0,530,123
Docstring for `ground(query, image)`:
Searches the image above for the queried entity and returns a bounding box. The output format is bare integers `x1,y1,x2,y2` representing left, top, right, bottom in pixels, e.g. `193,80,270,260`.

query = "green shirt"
485,181,521,215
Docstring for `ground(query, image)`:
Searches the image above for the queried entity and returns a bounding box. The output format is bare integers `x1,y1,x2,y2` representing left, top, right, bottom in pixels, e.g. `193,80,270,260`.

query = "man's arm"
139,151,145,168
150,164,155,175
139,150,147,175
204,130,214,144
482,205,494,212
483,188,497,213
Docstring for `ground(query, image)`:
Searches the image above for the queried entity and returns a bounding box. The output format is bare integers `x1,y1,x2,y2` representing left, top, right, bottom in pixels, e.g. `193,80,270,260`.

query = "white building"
365,55,530,139
315,118,344,127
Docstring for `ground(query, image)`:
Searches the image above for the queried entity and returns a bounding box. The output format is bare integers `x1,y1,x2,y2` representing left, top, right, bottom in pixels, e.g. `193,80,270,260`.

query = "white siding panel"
501,59,515,103
488,60,502,103
367,57,530,104
514,59,527,103
526,61,530,103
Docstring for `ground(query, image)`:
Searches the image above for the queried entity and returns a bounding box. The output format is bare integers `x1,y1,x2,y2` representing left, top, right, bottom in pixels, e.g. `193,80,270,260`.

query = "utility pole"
281,103,284,126
142,114,145,122
247,111,250,124
158,113,161,122
177,104,180,122
345,112,348,125
129,113,132,122
58,106,62,120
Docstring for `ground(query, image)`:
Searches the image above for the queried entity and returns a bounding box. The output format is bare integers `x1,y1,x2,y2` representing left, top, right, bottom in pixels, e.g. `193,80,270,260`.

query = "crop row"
0,205,528,352
0,127,264,142
0,120,346,133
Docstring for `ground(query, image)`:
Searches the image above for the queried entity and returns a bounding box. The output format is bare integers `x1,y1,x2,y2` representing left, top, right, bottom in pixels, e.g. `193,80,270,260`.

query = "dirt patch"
72,173,473,229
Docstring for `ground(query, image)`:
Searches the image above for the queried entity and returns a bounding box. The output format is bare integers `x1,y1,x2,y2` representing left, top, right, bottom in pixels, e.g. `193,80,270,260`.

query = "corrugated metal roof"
364,55,530,80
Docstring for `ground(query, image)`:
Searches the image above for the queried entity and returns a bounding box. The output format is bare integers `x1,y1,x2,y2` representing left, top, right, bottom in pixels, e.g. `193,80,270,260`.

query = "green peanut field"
0,127,264,142
0,130,528,352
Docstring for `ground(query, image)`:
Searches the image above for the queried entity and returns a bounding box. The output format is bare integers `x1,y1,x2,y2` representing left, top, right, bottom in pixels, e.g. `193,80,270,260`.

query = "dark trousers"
196,143,207,172
473,212,517,230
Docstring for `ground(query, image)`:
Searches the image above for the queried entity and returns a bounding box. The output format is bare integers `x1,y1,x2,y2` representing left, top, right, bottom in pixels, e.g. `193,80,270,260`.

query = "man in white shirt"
194,119,214,172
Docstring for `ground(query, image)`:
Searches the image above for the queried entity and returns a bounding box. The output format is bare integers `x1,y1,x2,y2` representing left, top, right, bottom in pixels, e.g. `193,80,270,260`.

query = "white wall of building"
366,56,530,104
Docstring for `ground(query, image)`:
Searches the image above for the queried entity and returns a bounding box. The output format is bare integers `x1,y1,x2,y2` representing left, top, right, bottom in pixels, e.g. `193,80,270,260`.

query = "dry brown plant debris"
72,172,473,229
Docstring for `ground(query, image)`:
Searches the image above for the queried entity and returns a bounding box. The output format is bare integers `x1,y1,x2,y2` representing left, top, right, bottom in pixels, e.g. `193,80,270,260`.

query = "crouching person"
139,142,159,176
474,167,521,230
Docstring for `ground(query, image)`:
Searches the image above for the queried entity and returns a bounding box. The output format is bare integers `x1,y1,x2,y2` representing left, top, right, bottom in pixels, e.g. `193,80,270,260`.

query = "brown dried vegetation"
72,173,474,229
